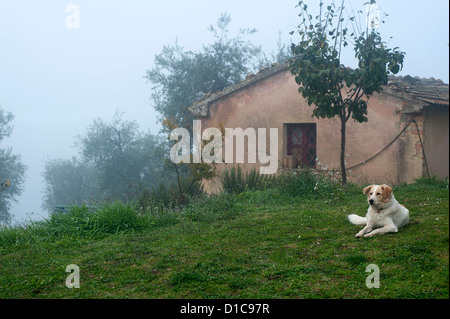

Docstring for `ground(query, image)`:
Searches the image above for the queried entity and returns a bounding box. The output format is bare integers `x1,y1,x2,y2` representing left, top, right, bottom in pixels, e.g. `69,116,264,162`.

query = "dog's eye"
376,192,381,196
369,192,373,195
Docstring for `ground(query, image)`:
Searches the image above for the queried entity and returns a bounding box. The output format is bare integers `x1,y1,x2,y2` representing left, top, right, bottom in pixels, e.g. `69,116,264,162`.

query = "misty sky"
0,0,448,223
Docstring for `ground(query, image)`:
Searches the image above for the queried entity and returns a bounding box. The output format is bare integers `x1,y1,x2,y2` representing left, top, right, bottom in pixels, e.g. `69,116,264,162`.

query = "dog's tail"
348,214,367,225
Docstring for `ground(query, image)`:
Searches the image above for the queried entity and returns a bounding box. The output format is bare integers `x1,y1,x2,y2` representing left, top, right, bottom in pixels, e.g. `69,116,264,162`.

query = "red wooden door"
287,124,316,168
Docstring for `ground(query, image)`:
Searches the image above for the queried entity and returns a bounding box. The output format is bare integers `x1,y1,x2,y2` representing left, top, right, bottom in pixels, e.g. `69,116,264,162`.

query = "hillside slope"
0,181,448,299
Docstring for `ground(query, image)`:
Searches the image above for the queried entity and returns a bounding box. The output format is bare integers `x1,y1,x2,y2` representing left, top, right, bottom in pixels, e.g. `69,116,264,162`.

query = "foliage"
42,112,167,209
161,117,216,208
289,0,405,185
412,175,449,188
43,205,101,238
182,192,243,223
221,165,274,194
94,202,143,234
0,107,14,141
145,13,291,206
77,112,165,202
222,166,344,199
275,168,340,198
0,178,448,298
0,106,27,224
145,12,267,130
137,179,204,210
0,202,149,245
270,31,294,64
41,158,100,212
1,165,364,246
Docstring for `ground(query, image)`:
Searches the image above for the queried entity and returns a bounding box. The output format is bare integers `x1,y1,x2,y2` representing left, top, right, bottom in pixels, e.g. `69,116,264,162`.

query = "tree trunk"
340,115,347,186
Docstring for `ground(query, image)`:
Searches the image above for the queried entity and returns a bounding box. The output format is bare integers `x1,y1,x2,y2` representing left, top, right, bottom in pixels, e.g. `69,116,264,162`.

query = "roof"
189,62,449,118
386,75,449,107
189,62,289,117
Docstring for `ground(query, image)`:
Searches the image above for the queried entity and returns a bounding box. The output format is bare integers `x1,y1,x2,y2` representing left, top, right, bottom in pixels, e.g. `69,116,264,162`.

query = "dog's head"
363,184,393,209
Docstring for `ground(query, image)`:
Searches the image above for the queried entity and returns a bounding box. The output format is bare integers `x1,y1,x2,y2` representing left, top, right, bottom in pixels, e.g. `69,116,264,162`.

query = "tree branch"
345,85,365,123
174,163,183,195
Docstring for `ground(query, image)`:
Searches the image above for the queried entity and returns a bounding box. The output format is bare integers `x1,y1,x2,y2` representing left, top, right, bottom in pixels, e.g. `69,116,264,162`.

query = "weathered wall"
423,105,449,179
199,70,427,193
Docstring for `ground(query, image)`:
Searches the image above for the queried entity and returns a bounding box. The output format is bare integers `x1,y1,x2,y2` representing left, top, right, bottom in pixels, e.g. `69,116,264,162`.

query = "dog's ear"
381,184,392,198
363,185,373,195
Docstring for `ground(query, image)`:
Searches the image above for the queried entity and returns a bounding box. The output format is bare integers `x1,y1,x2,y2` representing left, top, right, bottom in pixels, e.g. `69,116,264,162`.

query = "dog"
348,184,409,238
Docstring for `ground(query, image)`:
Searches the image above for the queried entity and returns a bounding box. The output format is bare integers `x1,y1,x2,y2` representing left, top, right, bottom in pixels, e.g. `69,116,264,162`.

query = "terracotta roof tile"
387,75,449,106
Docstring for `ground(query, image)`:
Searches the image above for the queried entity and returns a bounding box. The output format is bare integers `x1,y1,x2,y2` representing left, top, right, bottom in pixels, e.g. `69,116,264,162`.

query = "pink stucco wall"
198,69,436,193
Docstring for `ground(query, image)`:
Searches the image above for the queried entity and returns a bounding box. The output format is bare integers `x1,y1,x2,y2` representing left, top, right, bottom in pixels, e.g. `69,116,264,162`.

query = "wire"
347,118,429,176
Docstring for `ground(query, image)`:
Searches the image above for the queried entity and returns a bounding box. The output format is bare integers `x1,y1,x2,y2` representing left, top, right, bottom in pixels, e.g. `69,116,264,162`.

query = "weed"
274,168,340,198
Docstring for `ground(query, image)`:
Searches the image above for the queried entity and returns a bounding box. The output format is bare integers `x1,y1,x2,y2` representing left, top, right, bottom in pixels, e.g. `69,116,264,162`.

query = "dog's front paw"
364,232,375,238
355,232,363,238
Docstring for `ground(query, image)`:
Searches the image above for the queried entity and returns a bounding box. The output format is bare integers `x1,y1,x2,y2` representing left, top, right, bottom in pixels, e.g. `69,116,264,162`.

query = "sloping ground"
0,182,448,299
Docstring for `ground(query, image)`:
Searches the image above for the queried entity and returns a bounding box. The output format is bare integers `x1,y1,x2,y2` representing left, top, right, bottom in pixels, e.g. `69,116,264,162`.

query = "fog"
0,0,448,223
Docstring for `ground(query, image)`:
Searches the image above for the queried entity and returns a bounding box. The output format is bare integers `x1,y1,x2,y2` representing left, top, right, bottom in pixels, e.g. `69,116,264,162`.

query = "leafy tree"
42,113,166,208
270,31,294,64
289,0,405,185
0,106,27,224
145,12,267,130
77,112,164,201
41,157,99,211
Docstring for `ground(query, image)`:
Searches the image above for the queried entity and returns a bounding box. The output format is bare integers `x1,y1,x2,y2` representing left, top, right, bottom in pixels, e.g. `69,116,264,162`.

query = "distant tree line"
0,13,291,221
41,113,167,211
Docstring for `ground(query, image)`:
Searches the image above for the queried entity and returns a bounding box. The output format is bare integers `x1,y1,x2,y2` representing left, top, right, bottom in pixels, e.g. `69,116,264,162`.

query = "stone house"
189,63,449,193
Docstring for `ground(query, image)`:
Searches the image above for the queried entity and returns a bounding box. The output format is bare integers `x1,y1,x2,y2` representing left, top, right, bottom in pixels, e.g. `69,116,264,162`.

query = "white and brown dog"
348,184,409,238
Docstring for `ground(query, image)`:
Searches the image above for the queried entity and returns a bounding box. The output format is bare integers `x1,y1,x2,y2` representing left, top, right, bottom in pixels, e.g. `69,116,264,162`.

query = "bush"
274,169,339,198
138,179,204,210
45,205,99,237
0,223,43,246
95,201,142,234
221,166,274,194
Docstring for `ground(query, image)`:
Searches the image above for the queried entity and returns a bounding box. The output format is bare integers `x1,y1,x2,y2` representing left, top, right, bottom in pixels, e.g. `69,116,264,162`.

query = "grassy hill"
0,177,448,299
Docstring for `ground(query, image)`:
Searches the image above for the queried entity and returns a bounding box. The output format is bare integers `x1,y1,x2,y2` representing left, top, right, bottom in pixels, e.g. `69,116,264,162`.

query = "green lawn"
0,179,448,298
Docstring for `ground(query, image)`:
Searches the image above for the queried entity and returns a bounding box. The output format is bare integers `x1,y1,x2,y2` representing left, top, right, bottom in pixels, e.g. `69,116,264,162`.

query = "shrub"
221,166,274,194
95,201,142,234
0,223,42,246
45,205,99,237
275,169,339,198
138,179,204,210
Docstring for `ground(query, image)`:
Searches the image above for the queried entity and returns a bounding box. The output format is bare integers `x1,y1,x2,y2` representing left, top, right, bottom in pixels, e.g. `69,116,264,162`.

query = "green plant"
138,179,204,210
95,201,142,234
221,166,274,194
289,0,405,185
275,169,339,198
413,175,449,188
182,192,242,223
1,178,447,298
45,205,99,237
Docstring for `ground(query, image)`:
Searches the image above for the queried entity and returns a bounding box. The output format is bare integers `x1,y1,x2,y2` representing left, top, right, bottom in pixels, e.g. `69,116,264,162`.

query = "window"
286,123,317,168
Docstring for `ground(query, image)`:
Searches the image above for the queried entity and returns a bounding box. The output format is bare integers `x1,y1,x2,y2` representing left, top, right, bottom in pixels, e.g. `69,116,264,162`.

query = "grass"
0,176,448,299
